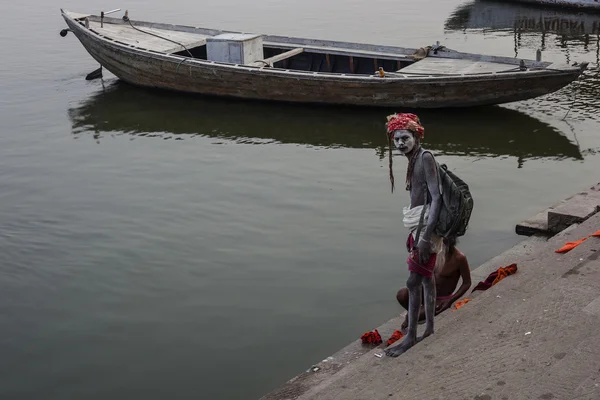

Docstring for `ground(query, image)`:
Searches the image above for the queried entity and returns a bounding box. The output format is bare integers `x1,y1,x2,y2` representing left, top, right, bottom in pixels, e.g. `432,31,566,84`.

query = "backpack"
415,151,473,241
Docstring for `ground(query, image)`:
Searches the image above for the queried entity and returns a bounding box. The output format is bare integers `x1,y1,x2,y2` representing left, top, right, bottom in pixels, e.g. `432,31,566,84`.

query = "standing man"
384,113,444,358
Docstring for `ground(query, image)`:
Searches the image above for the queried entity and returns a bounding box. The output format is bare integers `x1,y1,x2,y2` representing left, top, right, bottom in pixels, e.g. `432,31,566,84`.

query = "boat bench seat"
248,48,304,67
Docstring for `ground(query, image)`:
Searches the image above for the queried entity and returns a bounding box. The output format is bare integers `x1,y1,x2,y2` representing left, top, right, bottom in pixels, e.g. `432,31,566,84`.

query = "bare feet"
385,337,416,357
417,329,434,342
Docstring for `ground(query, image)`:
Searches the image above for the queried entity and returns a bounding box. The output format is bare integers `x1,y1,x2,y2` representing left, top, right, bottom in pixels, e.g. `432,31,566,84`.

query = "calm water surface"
1,0,600,399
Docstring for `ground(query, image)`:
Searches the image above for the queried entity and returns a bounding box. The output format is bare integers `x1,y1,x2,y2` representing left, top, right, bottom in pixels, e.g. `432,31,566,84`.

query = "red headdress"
386,113,425,140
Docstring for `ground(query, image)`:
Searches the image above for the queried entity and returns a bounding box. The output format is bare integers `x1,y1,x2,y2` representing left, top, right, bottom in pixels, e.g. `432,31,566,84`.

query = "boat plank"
399,57,516,75
69,12,91,20
163,39,207,54
87,20,210,53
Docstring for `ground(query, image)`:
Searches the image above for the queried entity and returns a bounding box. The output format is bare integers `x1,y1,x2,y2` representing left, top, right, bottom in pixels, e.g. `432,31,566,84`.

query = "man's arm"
436,255,472,314
450,255,472,303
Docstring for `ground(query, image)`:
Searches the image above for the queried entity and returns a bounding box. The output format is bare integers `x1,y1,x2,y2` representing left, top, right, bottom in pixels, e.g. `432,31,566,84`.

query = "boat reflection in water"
445,0,600,121
68,81,582,168
445,0,600,58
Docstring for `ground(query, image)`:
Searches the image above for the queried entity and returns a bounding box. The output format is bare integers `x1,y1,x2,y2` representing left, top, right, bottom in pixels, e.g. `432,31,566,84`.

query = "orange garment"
452,298,471,311
492,264,519,285
555,237,587,253
360,329,382,345
472,264,518,292
555,229,600,253
385,330,404,346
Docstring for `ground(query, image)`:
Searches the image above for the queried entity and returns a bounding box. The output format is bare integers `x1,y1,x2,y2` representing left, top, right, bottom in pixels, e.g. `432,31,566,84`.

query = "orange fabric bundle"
386,330,404,346
452,298,471,312
360,329,382,345
472,264,518,292
555,229,600,253
492,264,519,285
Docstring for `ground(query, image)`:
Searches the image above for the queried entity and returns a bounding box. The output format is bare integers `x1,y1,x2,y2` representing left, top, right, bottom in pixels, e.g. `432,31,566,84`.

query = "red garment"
360,329,382,345
386,330,404,346
386,113,425,139
471,264,518,292
406,233,437,278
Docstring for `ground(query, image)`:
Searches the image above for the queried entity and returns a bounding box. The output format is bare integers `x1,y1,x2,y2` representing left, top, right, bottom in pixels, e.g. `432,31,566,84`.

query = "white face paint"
392,130,416,154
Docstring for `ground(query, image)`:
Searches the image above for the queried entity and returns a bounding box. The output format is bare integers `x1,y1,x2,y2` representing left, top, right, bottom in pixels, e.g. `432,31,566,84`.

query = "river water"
1,0,599,399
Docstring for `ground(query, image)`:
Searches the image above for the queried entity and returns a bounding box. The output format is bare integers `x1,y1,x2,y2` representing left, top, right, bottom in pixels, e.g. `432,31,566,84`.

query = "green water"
1,0,599,398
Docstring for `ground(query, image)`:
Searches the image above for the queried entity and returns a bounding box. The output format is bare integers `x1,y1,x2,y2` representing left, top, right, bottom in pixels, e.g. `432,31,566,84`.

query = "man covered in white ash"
383,113,472,357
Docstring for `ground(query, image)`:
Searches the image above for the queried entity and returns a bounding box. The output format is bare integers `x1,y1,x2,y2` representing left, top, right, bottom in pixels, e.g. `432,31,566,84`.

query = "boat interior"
66,10,546,77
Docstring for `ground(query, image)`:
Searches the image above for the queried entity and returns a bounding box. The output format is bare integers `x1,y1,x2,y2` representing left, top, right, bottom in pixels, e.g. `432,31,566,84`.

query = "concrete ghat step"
302,219,600,400
263,214,600,400
260,235,550,400
265,213,600,400
262,184,600,400
516,182,600,236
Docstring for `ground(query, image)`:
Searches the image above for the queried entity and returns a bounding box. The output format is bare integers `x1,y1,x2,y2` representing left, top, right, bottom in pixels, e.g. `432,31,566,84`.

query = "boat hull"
64,14,583,108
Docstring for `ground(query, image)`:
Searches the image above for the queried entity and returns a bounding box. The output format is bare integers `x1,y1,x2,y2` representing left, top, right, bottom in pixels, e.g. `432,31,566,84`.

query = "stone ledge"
516,182,600,236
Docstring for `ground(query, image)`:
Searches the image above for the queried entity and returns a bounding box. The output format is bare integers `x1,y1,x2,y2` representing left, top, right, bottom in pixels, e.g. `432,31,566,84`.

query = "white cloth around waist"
403,204,429,233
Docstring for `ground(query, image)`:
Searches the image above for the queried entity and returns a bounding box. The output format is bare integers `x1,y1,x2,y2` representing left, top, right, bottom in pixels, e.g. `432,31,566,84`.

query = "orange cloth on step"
472,264,518,292
452,298,471,312
385,330,404,346
555,237,588,253
555,229,600,253
360,329,382,345
492,264,519,286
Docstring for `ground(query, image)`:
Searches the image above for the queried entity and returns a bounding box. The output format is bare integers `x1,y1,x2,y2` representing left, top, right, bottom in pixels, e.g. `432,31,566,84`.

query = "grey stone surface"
547,188,600,233
515,210,551,236
262,212,600,400
516,182,600,237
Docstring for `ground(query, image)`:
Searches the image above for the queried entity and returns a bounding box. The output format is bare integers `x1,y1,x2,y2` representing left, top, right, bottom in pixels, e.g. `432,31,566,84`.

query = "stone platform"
262,184,600,400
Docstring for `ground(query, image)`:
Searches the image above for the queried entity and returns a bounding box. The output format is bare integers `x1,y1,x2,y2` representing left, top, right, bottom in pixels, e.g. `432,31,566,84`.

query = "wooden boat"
60,8,588,108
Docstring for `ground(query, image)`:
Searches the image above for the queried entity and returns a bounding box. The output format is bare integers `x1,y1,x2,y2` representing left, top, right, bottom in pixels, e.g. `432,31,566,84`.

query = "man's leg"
396,288,409,308
396,288,409,331
419,275,436,341
397,287,426,331
386,272,423,357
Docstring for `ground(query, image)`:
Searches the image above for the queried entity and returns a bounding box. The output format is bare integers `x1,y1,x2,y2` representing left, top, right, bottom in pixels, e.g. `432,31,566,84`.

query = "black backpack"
415,151,473,241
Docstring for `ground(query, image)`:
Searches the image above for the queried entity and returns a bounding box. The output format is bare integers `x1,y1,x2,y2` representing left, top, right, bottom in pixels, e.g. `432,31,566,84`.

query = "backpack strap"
413,150,438,246
413,189,428,247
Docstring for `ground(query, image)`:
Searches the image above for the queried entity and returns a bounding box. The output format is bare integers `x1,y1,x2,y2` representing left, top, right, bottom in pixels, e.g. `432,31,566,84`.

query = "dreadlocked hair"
444,236,457,256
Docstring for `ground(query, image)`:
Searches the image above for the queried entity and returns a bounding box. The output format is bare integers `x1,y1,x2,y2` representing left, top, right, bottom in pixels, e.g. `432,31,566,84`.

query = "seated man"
396,237,471,331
